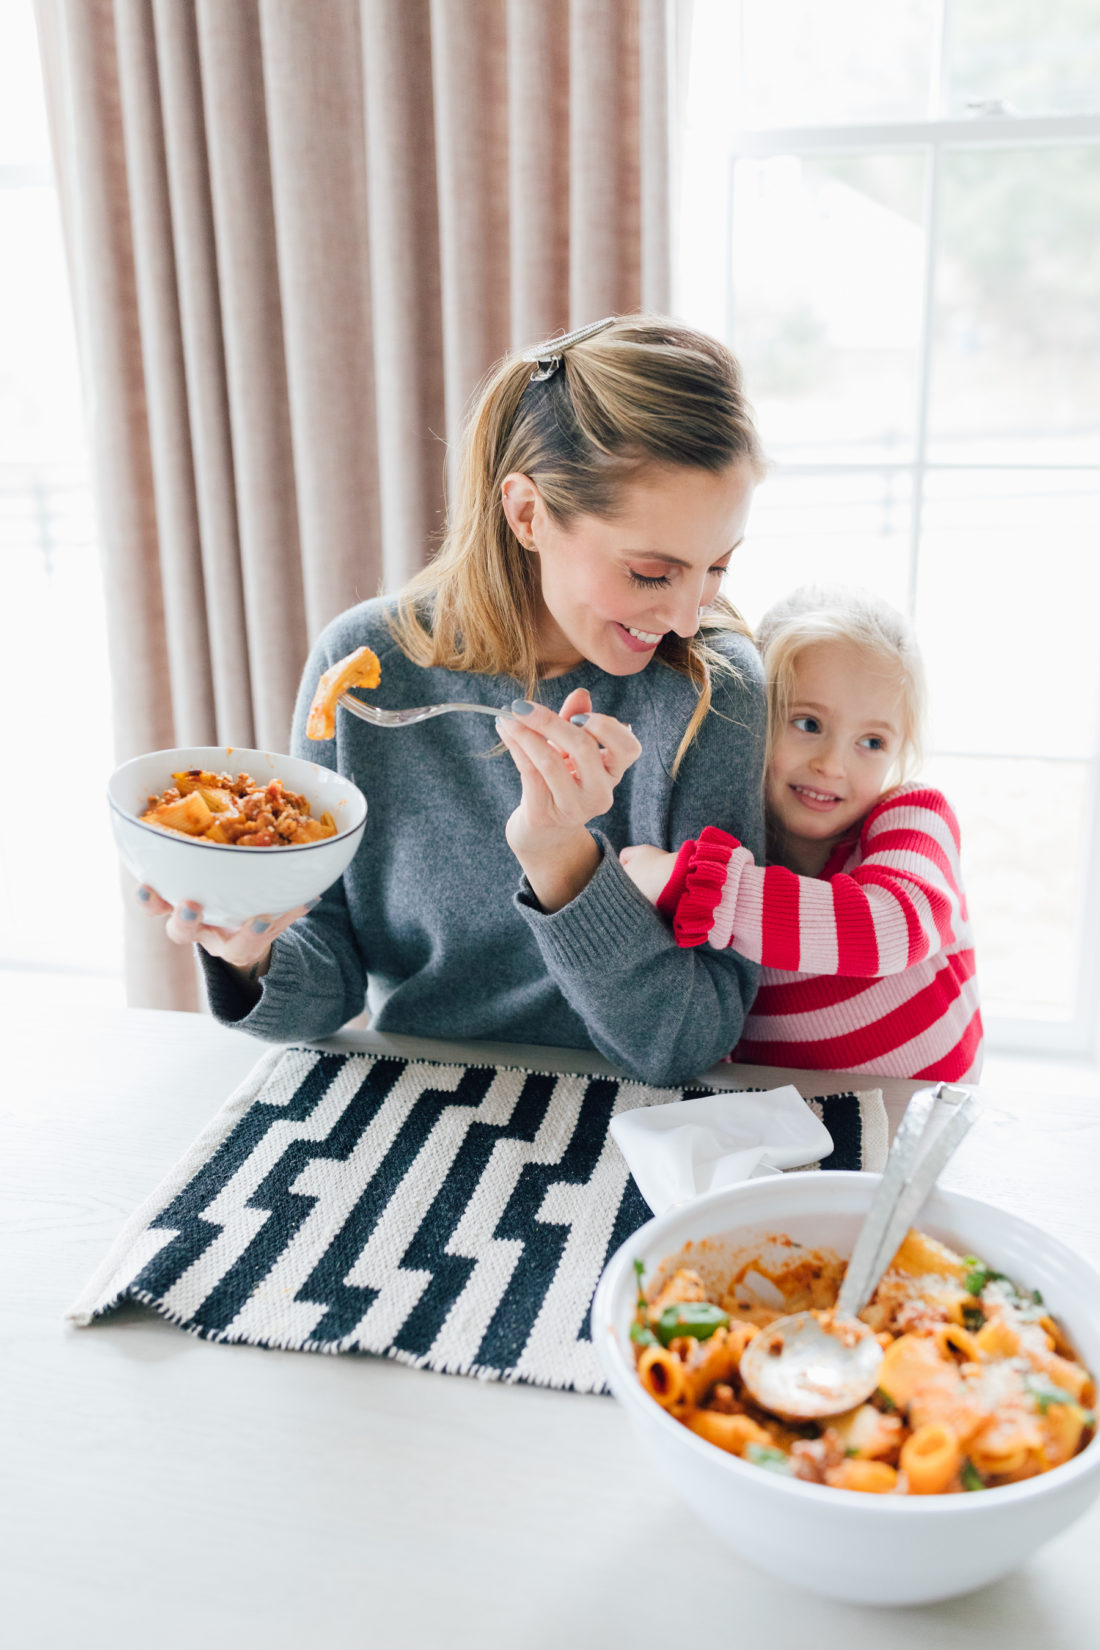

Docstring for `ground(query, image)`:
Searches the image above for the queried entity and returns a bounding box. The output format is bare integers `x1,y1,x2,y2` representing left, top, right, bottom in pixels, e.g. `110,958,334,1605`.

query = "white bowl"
108,745,367,926
592,1173,1100,1606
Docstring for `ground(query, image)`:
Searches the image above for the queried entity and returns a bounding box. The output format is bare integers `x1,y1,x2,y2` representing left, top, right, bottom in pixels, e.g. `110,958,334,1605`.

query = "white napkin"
609,1086,834,1216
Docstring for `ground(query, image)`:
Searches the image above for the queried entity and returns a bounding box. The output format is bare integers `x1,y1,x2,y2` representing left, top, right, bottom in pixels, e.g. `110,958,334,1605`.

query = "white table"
4,1003,1099,1649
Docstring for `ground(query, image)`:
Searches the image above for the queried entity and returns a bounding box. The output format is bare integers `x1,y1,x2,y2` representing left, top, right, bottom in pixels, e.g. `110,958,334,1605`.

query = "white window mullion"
908,137,940,618
931,0,952,121
729,114,1100,159
724,150,737,351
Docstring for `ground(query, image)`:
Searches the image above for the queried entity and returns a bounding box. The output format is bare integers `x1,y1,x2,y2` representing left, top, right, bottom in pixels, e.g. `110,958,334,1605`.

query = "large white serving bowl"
592,1173,1100,1606
108,746,367,927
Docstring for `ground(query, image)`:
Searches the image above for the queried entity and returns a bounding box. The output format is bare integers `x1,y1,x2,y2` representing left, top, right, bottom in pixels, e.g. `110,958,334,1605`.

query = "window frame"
676,5,1100,1058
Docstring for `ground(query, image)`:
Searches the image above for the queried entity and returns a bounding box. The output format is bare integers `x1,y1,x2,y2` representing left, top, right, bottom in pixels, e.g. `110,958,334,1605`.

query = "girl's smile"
768,639,905,873
788,783,847,812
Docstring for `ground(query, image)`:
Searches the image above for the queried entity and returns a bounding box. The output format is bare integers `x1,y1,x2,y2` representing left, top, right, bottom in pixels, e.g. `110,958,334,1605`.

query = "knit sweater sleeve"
514,638,767,1087
667,786,966,978
196,620,377,1041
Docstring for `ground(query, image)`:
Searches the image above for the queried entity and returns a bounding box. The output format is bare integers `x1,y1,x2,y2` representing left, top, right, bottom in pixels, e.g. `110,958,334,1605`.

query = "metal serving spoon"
738,1082,979,1420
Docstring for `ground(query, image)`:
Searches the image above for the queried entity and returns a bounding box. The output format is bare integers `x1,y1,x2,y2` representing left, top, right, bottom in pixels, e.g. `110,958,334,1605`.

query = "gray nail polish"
180,905,199,922
251,918,271,934
569,713,590,727
511,699,535,715
137,886,151,902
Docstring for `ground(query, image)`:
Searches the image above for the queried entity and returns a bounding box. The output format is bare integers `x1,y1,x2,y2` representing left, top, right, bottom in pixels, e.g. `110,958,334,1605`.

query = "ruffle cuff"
672,825,741,948
656,839,697,921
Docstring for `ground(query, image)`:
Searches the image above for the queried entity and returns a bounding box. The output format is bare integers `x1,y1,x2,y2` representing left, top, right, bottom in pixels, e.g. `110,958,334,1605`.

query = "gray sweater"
201,597,766,1086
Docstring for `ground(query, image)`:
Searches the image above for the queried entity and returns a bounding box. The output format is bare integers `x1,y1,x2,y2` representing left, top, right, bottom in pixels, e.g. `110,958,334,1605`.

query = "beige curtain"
34,0,674,1011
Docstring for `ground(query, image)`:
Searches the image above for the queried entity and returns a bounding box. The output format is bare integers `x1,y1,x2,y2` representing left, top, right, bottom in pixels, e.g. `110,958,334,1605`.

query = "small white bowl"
592,1173,1100,1606
108,745,367,927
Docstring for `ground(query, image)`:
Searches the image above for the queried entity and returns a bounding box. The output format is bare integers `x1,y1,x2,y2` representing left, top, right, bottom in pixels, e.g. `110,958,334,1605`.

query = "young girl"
621,585,983,1081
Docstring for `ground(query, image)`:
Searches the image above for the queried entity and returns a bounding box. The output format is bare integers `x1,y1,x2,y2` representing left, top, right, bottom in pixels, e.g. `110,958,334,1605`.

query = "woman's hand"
496,688,641,912
135,884,319,983
619,843,679,907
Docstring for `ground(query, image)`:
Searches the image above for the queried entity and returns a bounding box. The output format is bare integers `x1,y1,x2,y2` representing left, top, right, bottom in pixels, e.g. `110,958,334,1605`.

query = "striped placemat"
69,1046,886,1394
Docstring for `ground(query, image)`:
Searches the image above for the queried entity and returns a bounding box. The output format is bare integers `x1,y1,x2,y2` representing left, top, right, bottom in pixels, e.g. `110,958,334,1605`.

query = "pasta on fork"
306,645,382,741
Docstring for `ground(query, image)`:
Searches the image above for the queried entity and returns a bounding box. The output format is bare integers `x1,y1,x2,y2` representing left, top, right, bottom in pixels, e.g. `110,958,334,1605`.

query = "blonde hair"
389,314,766,772
756,584,926,785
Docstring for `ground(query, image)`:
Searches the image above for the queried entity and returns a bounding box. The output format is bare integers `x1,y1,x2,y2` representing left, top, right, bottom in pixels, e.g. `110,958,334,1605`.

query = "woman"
141,315,767,1086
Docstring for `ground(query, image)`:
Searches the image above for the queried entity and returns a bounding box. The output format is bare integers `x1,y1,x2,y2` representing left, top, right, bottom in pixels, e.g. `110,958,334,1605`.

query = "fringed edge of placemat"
857,1088,889,1173
87,1282,604,1389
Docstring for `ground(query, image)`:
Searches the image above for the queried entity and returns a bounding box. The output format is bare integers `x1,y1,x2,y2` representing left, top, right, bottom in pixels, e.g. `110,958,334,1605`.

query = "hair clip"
521,316,617,382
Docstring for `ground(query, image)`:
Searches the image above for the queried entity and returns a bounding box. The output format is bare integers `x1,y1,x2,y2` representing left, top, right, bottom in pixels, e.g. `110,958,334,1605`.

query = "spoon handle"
835,1083,979,1320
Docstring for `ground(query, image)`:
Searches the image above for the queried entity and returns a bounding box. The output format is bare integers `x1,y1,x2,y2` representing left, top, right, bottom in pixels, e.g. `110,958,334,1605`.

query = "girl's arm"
649,787,966,978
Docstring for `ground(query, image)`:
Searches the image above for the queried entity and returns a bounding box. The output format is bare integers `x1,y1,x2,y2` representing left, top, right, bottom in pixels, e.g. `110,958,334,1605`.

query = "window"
0,3,124,988
677,0,1100,1054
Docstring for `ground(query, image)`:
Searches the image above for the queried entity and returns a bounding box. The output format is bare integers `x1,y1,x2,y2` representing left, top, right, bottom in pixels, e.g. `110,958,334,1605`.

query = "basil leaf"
1026,1374,1073,1413
655,1301,730,1346
961,1305,986,1332
961,1460,986,1492
630,1320,657,1348
744,1443,795,1475
963,1256,1009,1296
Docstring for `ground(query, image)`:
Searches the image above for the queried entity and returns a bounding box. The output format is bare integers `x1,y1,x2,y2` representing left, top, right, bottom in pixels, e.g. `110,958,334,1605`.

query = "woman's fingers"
558,686,593,724
502,714,603,815
135,883,172,916
164,899,208,947
496,716,553,799
205,903,311,968
155,896,319,962
498,698,638,825
567,711,642,782
512,699,634,781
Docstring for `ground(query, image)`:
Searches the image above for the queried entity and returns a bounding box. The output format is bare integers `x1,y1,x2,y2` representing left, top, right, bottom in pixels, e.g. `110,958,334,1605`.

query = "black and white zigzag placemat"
69,1047,887,1394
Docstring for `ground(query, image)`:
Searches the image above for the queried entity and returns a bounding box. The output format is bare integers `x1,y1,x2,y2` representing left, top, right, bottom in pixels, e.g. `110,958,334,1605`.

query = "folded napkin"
610,1085,835,1215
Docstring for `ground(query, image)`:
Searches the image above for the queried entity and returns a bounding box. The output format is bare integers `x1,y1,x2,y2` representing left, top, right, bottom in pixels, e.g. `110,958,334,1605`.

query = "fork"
337,693,510,728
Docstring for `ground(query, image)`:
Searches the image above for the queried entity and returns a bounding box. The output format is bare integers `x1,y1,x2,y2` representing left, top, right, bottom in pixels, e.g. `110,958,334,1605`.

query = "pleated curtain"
34,0,674,1011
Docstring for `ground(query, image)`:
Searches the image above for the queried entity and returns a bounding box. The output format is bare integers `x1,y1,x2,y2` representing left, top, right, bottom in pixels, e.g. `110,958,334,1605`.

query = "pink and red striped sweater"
657,784,983,1081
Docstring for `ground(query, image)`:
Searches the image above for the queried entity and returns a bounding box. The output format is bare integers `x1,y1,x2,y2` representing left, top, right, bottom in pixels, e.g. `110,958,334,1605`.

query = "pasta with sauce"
140,770,337,847
631,1233,1095,1495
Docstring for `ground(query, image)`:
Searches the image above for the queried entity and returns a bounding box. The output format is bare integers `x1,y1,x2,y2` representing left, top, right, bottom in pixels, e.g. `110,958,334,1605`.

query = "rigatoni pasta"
631,1234,1095,1495
306,645,382,741
140,770,337,847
